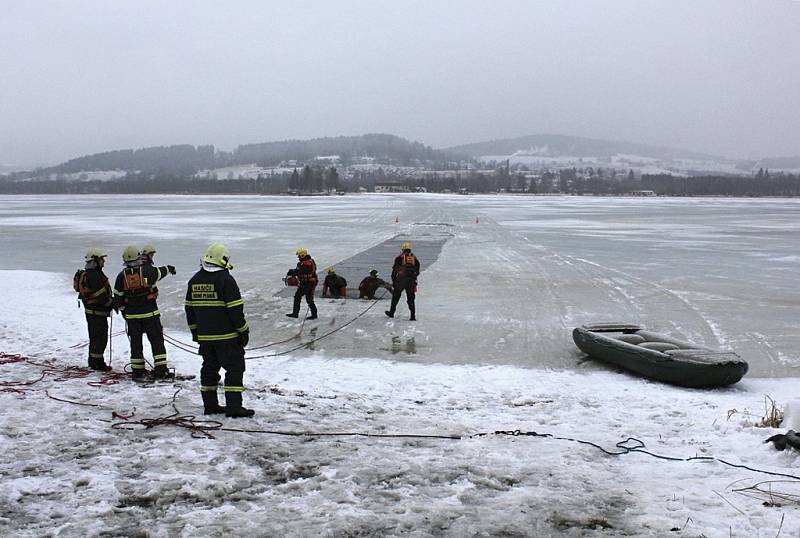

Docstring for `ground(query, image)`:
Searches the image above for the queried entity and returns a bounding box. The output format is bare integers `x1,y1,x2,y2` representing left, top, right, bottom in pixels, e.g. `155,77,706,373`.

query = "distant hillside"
444,134,723,162
31,144,217,177
233,133,446,166
18,134,448,178
755,156,800,169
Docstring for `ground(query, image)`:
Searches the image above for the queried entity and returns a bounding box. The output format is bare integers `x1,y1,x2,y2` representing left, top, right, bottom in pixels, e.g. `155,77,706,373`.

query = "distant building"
313,155,340,164
629,190,656,196
374,182,411,193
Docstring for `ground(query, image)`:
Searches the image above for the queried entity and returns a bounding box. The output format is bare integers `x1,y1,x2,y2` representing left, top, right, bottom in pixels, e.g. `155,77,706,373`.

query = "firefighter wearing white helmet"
385,241,420,321
286,247,318,319
185,243,253,418
112,245,176,381
74,247,113,371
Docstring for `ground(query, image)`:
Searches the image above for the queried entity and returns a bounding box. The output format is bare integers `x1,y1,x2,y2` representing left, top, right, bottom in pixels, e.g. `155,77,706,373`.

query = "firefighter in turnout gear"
76,248,113,371
185,243,253,418
385,242,420,321
322,266,347,298
358,269,393,300
286,248,318,320
112,246,176,380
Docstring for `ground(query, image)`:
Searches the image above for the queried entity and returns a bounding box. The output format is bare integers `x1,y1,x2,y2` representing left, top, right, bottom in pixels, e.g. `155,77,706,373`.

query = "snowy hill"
444,134,722,162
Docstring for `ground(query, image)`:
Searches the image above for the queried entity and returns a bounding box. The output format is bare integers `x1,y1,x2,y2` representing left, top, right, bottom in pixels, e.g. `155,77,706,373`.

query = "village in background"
2,133,799,197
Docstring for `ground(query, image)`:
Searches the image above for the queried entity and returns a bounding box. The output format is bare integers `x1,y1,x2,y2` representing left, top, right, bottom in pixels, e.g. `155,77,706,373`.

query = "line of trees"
640,170,800,197
2,167,800,196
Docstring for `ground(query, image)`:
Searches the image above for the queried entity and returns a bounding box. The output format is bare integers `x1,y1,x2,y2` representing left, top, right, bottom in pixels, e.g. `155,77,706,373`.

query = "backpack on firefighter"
73,269,88,298
121,266,157,303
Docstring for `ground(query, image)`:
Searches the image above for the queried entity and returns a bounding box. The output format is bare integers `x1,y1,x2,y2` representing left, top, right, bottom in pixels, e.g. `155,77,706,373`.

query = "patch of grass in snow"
552,514,613,531
727,395,784,428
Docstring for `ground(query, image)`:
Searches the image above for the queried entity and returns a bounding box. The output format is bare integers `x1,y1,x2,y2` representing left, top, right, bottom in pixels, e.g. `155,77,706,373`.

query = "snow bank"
1,270,799,537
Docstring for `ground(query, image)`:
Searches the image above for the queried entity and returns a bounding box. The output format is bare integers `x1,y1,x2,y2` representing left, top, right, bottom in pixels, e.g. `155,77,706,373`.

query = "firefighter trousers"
389,277,416,317
86,313,108,366
199,341,246,401
125,315,167,371
293,284,318,316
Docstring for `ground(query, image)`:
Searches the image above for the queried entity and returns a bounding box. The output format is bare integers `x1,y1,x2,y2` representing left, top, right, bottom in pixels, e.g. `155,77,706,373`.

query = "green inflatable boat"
572,323,749,388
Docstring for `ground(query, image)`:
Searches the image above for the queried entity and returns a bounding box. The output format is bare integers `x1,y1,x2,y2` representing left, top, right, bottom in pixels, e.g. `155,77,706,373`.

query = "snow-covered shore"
1,269,798,537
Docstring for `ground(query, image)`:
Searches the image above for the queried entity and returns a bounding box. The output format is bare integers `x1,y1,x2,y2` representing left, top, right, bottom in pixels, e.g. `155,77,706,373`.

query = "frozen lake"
1,193,798,377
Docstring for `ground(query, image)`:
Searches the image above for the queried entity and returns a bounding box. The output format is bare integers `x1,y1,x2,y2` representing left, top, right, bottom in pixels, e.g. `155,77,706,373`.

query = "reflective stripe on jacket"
113,265,170,318
185,268,248,343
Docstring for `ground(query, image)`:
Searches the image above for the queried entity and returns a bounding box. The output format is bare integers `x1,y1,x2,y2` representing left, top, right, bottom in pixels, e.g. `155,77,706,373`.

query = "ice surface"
1,194,800,536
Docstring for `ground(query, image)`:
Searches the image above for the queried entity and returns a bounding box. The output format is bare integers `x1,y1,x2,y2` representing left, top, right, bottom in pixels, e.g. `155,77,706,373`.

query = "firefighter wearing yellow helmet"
385,241,420,321
74,247,113,371
112,245,176,381
185,243,253,418
322,266,348,299
286,247,318,319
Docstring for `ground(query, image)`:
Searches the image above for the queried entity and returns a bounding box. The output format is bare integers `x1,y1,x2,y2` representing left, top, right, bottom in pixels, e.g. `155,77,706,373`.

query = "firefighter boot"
409,308,416,322
131,368,147,381
384,310,394,318
201,391,226,415
225,392,255,418
89,356,112,371
153,364,174,381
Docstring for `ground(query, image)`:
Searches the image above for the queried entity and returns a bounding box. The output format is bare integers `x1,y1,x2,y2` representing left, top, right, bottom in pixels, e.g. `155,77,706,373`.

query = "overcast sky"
1,0,799,166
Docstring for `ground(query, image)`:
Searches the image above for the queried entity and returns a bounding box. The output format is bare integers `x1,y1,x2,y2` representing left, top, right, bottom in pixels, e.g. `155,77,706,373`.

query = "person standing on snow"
76,247,113,371
385,242,420,321
286,248,318,320
112,246,176,380
185,243,253,418
358,269,393,300
321,266,347,298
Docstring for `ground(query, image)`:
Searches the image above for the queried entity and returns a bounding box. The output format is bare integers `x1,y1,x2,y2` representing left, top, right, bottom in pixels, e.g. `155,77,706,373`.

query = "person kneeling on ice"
321,266,347,298
185,243,254,418
385,242,420,321
358,269,393,300
286,248,318,320
112,246,176,380
75,247,114,371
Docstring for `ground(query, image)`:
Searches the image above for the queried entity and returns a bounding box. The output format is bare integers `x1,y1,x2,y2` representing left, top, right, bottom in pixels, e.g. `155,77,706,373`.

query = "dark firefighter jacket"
358,276,392,299
112,264,170,319
80,268,113,316
391,252,420,282
296,255,318,286
185,268,249,344
322,274,347,296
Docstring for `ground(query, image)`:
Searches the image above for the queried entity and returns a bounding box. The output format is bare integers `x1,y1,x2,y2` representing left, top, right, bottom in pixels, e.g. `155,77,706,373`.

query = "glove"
167,265,176,275
191,329,198,342
238,331,249,348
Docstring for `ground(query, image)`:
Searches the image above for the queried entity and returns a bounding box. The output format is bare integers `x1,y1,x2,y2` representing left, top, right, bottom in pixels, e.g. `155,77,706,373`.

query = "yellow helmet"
296,248,308,257
203,243,233,270
122,246,140,262
141,244,156,257
401,242,412,251
327,266,335,274
84,247,107,262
